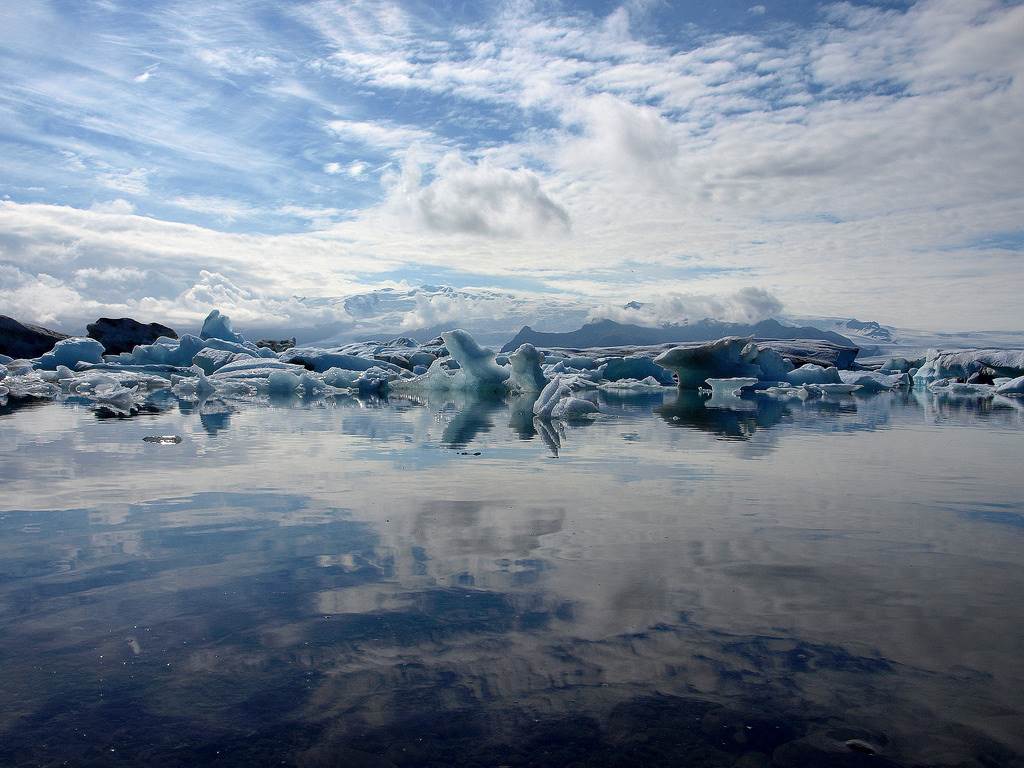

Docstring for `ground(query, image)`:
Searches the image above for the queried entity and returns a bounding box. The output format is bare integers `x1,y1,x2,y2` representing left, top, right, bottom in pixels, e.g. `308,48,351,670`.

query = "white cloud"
169,195,260,222
748,5,767,16
324,160,368,177
386,152,571,238
98,167,150,195
89,198,135,214
589,287,785,326
326,119,434,150
133,65,158,83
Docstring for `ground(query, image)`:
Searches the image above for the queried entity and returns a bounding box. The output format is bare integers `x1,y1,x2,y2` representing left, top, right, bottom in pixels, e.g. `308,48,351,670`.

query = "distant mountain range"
500,318,856,352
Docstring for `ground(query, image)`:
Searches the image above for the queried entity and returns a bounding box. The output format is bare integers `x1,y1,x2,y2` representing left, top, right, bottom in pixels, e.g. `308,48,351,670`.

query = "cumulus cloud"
388,152,571,237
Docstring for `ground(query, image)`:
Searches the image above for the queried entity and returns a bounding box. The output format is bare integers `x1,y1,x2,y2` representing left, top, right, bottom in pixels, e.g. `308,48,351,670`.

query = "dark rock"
255,337,296,352
0,315,69,358
966,369,995,385
86,317,177,356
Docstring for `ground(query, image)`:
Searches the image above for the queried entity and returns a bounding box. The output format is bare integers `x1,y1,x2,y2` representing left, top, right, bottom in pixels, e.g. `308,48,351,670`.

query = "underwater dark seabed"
0,391,1022,767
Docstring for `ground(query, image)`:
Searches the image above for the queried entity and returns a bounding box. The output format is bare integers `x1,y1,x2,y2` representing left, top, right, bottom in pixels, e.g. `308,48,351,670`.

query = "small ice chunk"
4,372,60,400
551,396,599,419
839,370,908,392
927,381,995,398
810,383,862,395
596,356,674,385
143,435,182,444
787,364,841,386
704,377,758,396
267,369,302,394
533,374,598,419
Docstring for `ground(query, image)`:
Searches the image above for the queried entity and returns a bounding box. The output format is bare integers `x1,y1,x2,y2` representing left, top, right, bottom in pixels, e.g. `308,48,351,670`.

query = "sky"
0,0,1022,335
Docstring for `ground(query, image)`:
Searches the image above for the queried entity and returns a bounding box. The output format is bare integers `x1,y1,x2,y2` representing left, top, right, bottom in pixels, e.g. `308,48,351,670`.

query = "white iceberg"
37,337,106,370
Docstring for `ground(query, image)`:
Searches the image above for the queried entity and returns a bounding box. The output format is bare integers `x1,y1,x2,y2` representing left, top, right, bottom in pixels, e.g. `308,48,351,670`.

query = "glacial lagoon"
1,389,1022,767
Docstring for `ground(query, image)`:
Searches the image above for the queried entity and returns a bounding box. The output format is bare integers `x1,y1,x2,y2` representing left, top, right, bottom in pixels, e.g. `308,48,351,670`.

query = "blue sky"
0,0,1022,333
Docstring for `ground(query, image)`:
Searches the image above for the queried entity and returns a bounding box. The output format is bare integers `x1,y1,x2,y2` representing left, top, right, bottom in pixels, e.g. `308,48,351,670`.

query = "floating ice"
599,376,665,391
507,343,547,392
200,309,244,344
809,383,862,395
533,375,598,419
654,337,792,389
995,375,1024,396
596,356,674,385
787,364,841,386
4,371,61,400
551,396,599,419
838,370,908,392
143,435,182,444
927,380,995,398
442,330,509,391
914,348,1024,384
37,337,106,370
704,377,758,397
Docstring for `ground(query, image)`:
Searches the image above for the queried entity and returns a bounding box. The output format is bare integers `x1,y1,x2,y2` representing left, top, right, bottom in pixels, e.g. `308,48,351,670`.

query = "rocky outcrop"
501,318,855,353
255,338,296,352
0,315,69,359
86,317,177,355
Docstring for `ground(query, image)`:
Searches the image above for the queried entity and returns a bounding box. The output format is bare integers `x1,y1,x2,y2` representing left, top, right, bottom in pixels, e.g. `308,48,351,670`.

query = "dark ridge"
500,317,855,353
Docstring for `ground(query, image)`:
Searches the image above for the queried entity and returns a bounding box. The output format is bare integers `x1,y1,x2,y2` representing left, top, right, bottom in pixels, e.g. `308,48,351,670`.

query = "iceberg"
199,309,244,344
595,355,674,385
787,364,842,386
654,337,792,389
441,329,509,390
914,348,1024,384
838,370,909,392
507,343,547,392
995,375,1024,396
37,337,106,370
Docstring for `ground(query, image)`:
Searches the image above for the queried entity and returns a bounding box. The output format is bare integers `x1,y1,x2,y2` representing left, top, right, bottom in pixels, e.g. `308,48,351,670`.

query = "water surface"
1,390,1022,767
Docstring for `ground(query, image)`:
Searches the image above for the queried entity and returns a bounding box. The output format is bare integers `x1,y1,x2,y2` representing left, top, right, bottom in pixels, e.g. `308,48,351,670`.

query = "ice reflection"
0,394,1022,766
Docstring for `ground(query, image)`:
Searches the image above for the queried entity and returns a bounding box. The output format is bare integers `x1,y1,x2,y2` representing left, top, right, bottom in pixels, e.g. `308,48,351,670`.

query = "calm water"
1,390,1023,767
